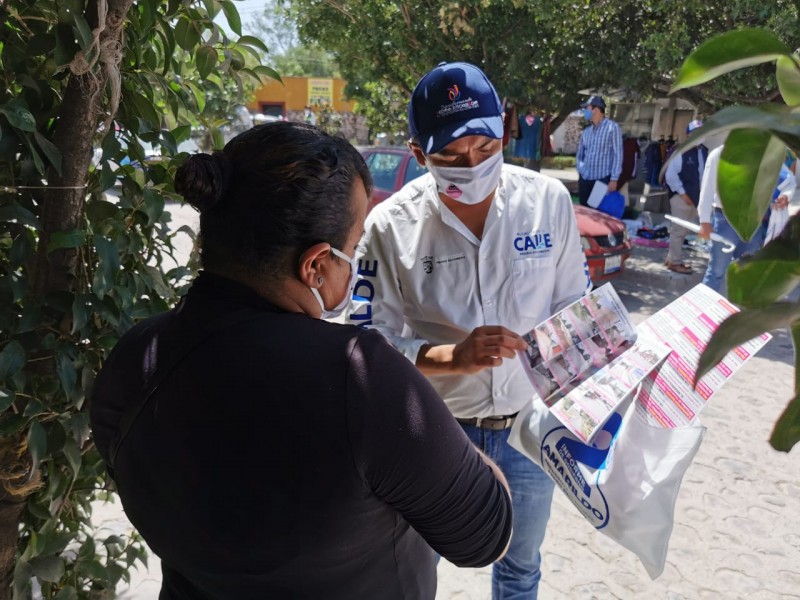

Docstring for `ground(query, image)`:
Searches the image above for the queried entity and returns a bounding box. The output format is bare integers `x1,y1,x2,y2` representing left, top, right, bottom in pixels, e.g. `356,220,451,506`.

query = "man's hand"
774,194,790,210
607,180,618,192
682,194,694,207
699,222,712,240
417,326,527,375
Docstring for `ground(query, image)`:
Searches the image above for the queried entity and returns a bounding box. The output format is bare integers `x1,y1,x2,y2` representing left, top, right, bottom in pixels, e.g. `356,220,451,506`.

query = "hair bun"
174,152,231,211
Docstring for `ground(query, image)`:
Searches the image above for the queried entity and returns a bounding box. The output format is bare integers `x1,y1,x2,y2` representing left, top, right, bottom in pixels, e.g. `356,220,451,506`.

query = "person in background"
699,144,796,293
576,95,623,206
90,121,512,599
347,61,589,600
303,105,317,125
663,119,707,274
762,158,798,245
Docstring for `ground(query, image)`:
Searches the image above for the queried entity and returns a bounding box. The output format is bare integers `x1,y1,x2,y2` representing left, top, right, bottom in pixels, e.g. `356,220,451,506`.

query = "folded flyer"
518,283,772,438
518,283,669,442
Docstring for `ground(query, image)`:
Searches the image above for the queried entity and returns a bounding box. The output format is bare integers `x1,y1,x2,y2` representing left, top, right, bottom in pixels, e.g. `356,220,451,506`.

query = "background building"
248,76,369,144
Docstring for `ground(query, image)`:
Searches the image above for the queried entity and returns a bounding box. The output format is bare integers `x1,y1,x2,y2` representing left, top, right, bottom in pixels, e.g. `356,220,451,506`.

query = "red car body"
358,146,632,283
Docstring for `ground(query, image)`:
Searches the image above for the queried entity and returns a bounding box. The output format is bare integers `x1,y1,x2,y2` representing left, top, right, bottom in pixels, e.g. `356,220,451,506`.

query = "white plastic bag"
508,393,706,579
764,207,789,245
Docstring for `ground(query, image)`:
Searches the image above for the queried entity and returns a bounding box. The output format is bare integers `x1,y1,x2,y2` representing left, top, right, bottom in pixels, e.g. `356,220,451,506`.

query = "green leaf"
126,90,162,130
202,0,222,18
0,388,15,412
73,14,94,51
27,419,47,473
47,229,87,253
76,559,108,580
29,555,65,582
253,65,282,84
671,28,791,92
0,100,37,132
220,0,242,36
770,322,800,452
718,129,785,241
210,126,225,150
777,55,800,106
196,45,219,79
184,81,206,113
141,188,165,226
237,35,269,54
728,214,800,307
53,586,78,600
63,435,82,478
71,293,92,333
86,198,119,225
33,132,63,175
174,16,201,51
141,264,173,299
0,341,26,380
56,350,77,397
0,201,42,230
695,302,800,386
93,236,120,298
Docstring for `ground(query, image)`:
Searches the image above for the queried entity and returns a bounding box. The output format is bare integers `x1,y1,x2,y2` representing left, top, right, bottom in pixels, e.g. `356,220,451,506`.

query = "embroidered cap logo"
447,84,460,102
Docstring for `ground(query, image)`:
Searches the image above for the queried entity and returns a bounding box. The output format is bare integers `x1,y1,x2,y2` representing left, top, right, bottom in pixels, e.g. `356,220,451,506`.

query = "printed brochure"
518,283,771,441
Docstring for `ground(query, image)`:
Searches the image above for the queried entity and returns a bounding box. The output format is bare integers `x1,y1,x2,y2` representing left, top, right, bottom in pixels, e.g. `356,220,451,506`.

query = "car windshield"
365,151,403,190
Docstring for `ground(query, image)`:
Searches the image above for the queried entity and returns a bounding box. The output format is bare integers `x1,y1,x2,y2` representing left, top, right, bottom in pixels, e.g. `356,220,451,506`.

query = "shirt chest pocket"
511,256,556,321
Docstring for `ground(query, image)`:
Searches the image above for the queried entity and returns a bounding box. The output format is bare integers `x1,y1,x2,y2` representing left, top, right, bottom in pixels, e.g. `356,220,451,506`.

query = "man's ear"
297,243,331,288
408,141,427,167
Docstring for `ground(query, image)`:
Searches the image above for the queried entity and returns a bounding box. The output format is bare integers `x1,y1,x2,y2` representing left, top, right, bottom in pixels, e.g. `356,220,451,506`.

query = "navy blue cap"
580,95,606,110
408,62,504,154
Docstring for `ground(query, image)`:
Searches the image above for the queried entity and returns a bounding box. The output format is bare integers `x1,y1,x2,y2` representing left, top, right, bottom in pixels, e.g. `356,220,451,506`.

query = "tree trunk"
0,493,26,600
0,0,134,594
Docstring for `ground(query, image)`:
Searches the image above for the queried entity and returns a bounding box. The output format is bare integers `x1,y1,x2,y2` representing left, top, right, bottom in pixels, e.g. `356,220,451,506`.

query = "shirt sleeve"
551,183,591,313
698,147,721,225
345,209,428,363
610,122,623,181
345,329,513,568
664,153,685,195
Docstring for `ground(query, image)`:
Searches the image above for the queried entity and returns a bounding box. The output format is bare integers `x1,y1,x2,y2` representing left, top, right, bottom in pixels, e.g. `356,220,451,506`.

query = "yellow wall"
249,77,355,115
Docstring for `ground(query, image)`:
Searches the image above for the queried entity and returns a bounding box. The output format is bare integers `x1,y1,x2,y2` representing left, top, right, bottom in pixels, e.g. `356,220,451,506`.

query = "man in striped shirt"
576,95,623,206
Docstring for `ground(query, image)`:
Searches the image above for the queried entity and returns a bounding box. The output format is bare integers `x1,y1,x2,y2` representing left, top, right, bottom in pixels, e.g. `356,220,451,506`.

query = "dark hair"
175,122,372,279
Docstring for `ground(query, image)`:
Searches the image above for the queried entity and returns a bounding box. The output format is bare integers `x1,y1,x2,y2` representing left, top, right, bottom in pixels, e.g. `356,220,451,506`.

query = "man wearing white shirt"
664,120,707,274
698,145,796,292
347,61,589,599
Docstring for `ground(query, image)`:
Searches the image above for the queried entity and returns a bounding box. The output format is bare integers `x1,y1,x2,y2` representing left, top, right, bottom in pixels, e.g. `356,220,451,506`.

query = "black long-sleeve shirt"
91,272,512,599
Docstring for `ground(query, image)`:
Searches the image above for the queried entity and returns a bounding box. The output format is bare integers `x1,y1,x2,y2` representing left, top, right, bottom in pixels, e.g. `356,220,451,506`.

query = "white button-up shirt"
346,164,589,418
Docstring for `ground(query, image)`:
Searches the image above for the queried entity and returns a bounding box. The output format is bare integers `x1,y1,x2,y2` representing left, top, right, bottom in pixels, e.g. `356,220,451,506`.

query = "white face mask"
310,246,359,319
426,150,504,205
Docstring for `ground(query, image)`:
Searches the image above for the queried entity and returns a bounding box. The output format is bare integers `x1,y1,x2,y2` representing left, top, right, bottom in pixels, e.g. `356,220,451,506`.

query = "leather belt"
456,413,519,430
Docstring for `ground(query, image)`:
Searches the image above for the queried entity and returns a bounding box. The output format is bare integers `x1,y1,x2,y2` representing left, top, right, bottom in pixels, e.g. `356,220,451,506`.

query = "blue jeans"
702,209,763,293
460,424,555,600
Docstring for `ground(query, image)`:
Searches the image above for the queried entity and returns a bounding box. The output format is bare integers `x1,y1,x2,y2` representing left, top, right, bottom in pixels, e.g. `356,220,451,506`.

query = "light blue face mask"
309,246,359,319
583,108,594,121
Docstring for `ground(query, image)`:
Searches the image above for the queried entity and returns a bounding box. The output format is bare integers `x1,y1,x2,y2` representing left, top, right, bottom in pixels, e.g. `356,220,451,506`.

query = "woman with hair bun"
90,122,511,599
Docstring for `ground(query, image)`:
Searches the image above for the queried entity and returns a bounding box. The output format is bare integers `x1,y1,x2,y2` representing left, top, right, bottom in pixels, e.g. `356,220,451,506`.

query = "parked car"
357,146,632,283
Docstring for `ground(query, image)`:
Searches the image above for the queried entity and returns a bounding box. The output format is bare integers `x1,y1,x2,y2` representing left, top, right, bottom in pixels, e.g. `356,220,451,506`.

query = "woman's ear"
297,243,331,288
